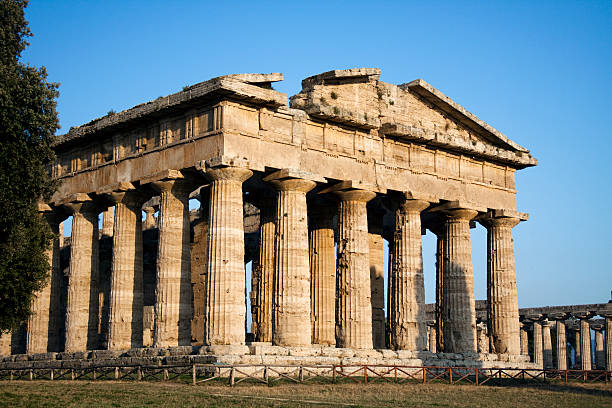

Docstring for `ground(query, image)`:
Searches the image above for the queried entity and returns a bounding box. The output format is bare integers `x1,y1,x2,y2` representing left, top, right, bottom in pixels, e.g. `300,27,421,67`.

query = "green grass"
0,380,610,407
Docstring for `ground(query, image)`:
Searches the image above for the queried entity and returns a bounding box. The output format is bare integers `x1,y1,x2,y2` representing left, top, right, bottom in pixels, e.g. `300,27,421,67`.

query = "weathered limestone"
573,328,581,369
323,182,377,349
143,171,194,347
433,203,479,353
26,205,63,354
308,199,336,345
62,195,100,352
143,207,156,230
0,332,10,356
102,184,149,350
428,222,445,352
520,323,529,356
577,313,593,370
368,207,386,349
251,193,275,342
541,319,553,369
550,314,568,370
388,196,429,351
593,325,605,370
264,169,321,346
202,161,252,345
480,211,523,355
477,322,489,353
532,319,543,368
102,208,114,237
428,323,437,353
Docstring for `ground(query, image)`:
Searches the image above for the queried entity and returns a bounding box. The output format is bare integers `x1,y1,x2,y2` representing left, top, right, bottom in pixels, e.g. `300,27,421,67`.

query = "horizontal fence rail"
0,364,609,386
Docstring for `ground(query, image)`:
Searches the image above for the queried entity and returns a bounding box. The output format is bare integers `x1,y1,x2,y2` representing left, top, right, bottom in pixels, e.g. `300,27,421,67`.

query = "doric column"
576,312,594,370
0,332,10,356
532,318,543,368
191,188,209,346
542,319,553,369
101,183,149,350
368,206,386,349
428,322,437,353
520,322,529,356
479,210,524,355
323,181,377,349
389,196,429,351
61,194,101,352
264,169,321,346
308,198,336,345
550,313,568,370
431,202,480,353
143,206,156,230
428,221,445,352
142,170,195,347
572,328,581,369
593,324,605,370
102,208,114,237
248,192,276,342
605,314,612,371
201,161,252,345
26,204,63,354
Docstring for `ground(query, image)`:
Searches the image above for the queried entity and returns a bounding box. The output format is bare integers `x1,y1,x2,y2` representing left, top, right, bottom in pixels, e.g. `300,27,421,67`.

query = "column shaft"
26,217,62,354
428,326,437,353
573,330,581,369
204,167,252,345
335,190,376,349
483,217,521,355
153,182,192,347
309,203,336,345
255,198,275,342
102,208,114,237
542,321,553,369
107,193,145,350
533,321,543,368
580,319,592,370
606,316,612,371
555,320,567,370
520,324,529,356
269,178,315,346
389,199,428,351
594,329,604,370
65,205,100,352
368,209,386,349
441,209,478,353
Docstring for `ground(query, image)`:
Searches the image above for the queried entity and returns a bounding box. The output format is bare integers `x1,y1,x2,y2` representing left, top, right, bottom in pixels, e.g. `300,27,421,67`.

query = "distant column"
593,325,605,370
144,171,195,347
576,312,594,370
102,208,114,237
368,207,386,349
428,323,437,353
62,195,100,352
542,319,553,369
388,196,429,351
309,198,336,346
479,211,523,355
572,328,582,369
550,313,568,371
428,222,445,352
520,322,529,356
477,322,489,353
26,204,63,354
202,162,252,345
605,314,612,371
143,207,156,230
532,318,543,368
264,170,320,346
324,182,376,349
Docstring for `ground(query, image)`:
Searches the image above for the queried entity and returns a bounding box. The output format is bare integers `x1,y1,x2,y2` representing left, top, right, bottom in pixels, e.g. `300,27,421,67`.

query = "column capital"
548,312,570,321
428,201,482,221
477,210,527,229
59,193,103,215
320,181,378,203
573,311,596,320
197,156,253,183
141,170,200,197
263,169,322,192
99,182,152,207
591,323,604,332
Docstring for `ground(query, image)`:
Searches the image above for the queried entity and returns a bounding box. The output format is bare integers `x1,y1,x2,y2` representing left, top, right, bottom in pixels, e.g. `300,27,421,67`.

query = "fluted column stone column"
249,193,275,342
428,323,437,353
593,325,605,370
102,208,114,237
542,319,553,369
26,204,63,354
428,221,445,352
532,319,543,368
265,169,321,346
477,322,489,353
479,211,523,355
143,207,156,230
577,312,594,370
572,328,581,369
102,184,149,350
62,194,100,352
433,203,479,353
323,182,376,349
520,322,529,356
142,170,195,347
389,196,429,351
550,314,568,370
309,198,336,345
605,314,612,371
368,206,386,349
202,162,252,345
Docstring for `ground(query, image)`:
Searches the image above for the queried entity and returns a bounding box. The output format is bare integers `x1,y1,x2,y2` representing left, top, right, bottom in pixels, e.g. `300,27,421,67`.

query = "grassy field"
0,380,610,407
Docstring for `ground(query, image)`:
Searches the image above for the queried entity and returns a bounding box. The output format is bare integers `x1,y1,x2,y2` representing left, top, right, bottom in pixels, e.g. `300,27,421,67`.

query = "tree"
0,0,59,331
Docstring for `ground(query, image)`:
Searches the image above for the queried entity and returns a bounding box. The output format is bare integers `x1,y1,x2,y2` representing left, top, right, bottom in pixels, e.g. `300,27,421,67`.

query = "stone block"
320,347,355,358
167,346,196,356
378,349,399,359
164,355,191,365
201,345,250,355
191,355,216,364
288,346,322,357
249,344,289,356
91,350,123,360
29,352,56,361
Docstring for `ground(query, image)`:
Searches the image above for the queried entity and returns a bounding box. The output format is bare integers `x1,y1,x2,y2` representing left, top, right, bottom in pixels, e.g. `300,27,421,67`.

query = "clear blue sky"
22,1,612,308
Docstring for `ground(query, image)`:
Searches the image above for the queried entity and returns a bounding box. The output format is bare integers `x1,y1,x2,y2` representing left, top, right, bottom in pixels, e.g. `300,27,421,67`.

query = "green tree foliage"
0,0,59,331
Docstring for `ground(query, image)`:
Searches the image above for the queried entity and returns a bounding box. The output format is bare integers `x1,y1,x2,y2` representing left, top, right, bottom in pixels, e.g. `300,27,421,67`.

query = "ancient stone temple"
2,68,572,369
